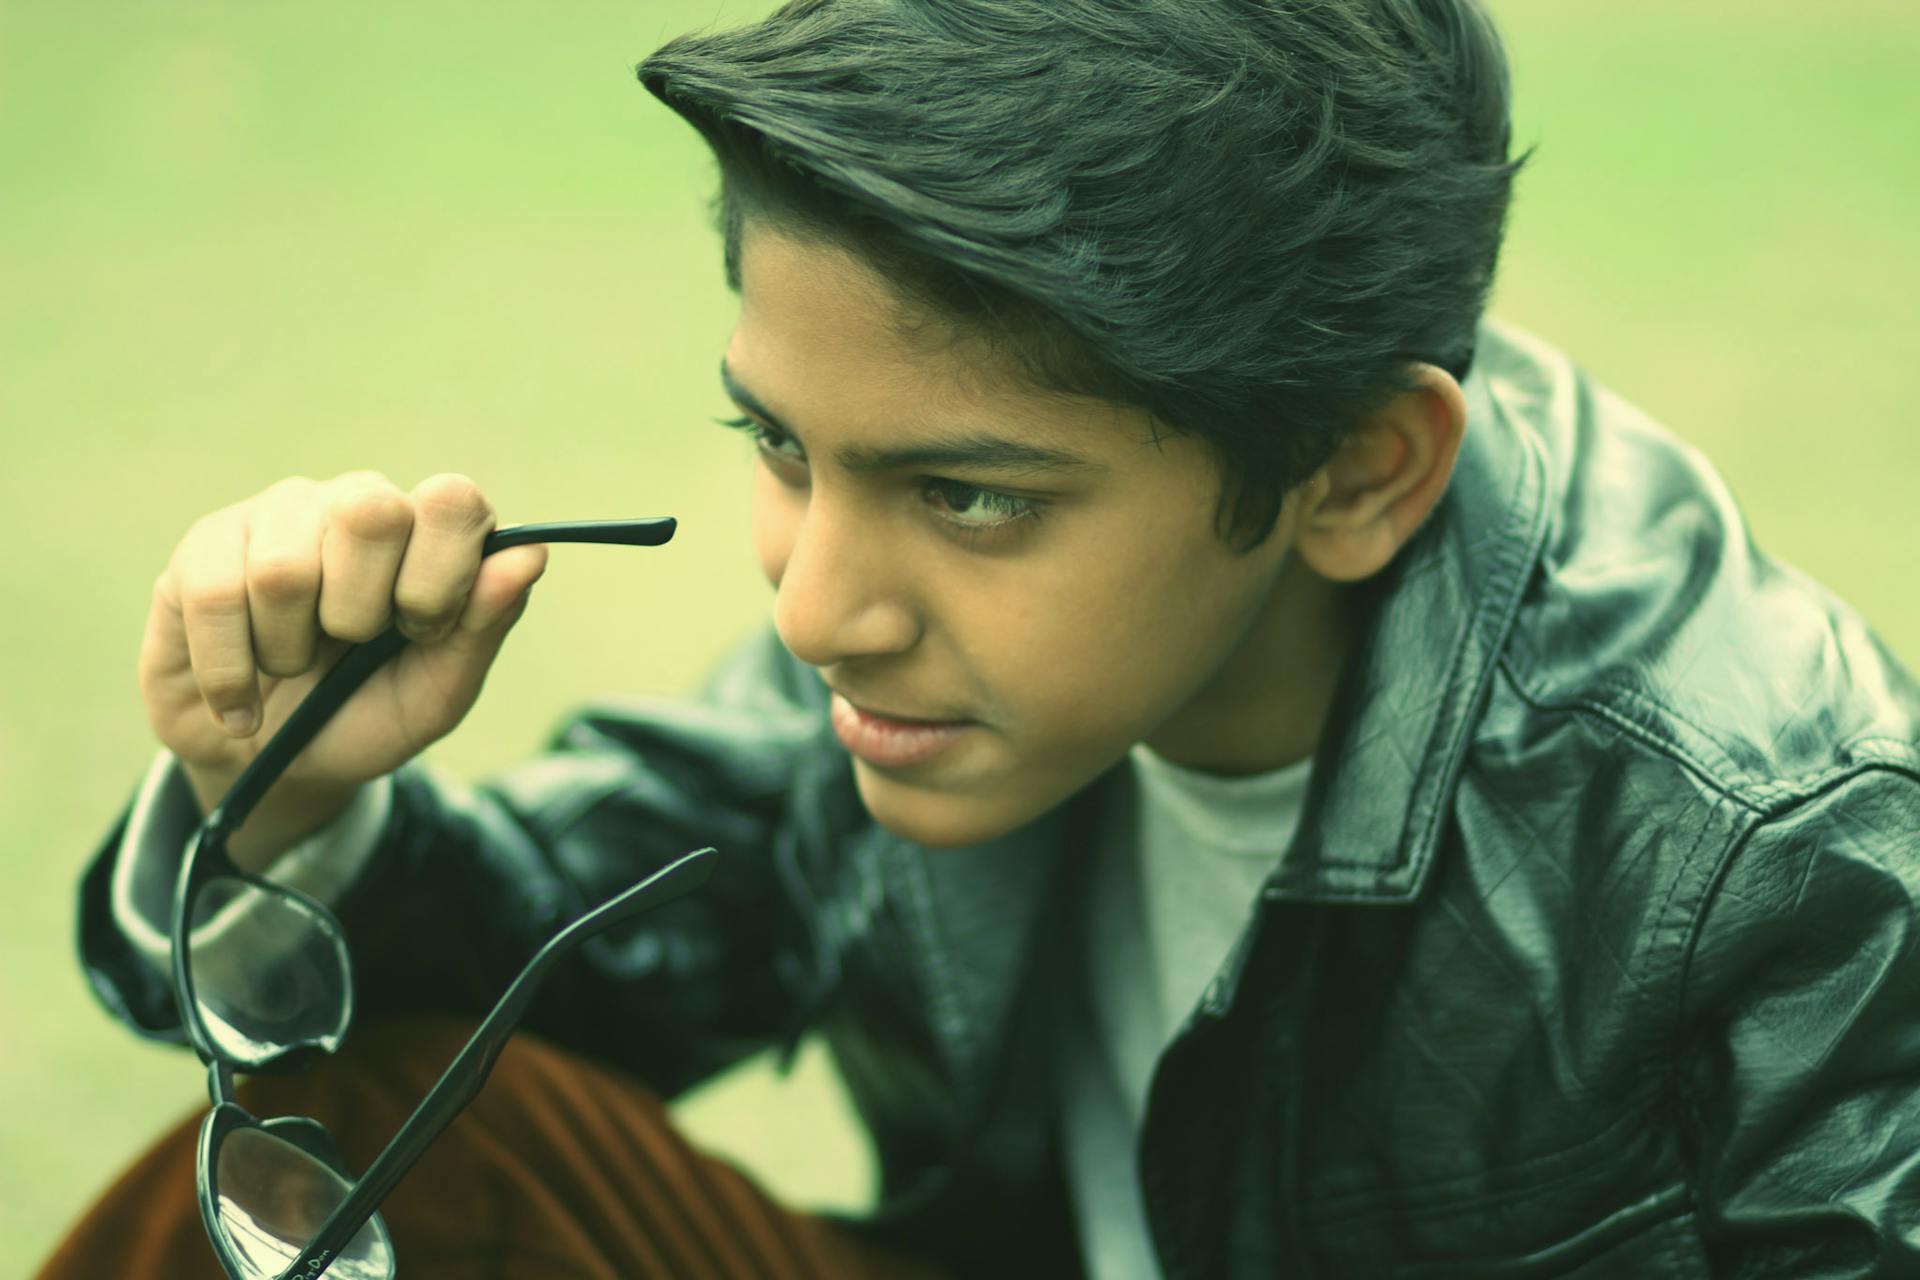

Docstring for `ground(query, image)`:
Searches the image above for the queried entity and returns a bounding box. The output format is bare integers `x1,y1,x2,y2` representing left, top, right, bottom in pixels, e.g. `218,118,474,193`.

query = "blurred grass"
1,0,1914,1271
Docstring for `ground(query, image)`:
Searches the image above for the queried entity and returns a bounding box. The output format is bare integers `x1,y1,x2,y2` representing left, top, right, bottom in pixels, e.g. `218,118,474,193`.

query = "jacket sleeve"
1680,764,1920,1276
77,625,845,1099
104,750,390,978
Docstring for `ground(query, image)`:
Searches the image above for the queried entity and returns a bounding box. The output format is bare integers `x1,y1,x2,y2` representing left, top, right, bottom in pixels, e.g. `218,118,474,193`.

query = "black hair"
639,0,1533,550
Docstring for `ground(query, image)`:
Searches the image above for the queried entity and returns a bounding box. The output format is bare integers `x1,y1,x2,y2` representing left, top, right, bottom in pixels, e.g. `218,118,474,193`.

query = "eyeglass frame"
168,516,718,1280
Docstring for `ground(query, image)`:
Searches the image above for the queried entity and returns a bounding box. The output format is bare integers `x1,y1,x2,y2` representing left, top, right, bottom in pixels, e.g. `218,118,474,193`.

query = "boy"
44,0,1920,1276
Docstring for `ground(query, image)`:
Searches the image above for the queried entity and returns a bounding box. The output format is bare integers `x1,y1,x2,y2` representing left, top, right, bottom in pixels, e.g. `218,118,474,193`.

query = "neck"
1145,555,1357,776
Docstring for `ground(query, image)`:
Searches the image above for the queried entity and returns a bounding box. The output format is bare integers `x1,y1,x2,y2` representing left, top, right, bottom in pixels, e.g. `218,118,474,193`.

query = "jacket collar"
1267,319,1555,904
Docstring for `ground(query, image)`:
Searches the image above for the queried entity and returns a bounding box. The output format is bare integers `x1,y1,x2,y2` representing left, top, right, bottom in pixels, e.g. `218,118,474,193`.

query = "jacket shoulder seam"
1493,655,1759,811
1493,654,1918,814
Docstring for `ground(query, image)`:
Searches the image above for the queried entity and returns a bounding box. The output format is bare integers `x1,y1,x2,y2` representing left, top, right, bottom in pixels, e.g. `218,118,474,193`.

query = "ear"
1291,364,1468,583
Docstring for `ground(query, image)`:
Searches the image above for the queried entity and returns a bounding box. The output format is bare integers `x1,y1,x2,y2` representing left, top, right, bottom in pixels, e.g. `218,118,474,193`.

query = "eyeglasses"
169,517,718,1280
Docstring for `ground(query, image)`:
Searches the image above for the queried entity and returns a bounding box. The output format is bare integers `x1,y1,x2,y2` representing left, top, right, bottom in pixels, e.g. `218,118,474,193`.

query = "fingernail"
222,707,256,736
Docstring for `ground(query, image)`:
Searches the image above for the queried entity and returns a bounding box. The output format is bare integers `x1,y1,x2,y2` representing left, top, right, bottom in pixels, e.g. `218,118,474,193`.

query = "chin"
852,764,1035,849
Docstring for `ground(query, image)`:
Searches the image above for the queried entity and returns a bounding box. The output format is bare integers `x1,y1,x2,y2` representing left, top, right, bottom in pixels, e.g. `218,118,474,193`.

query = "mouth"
828,692,977,769
833,689,967,724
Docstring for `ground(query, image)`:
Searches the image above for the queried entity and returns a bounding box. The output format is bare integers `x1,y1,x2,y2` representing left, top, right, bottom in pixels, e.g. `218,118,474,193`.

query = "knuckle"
393,614,449,642
180,579,248,621
247,554,319,605
392,580,458,627
256,648,313,678
182,511,230,550
259,475,319,503
318,598,389,643
196,664,255,703
331,483,413,543
411,472,493,532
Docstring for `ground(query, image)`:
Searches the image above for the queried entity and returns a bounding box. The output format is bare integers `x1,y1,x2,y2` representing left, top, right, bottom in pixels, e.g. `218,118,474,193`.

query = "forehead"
733,223,1008,408
728,221,1163,460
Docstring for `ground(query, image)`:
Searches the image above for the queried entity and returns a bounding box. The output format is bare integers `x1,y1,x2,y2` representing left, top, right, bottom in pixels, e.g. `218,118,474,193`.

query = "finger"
141,570,191,689
244,478,326,677
449,542,548,642
392,472,495,643
317,471,414,643
171,506,263,736
138,571,197,745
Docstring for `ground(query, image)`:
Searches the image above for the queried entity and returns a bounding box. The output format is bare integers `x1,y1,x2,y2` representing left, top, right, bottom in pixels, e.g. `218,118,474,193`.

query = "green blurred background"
2,0,1914,1270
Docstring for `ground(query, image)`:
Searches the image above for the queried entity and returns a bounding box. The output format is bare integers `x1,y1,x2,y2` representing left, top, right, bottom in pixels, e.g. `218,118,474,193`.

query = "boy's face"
723,221,1331,848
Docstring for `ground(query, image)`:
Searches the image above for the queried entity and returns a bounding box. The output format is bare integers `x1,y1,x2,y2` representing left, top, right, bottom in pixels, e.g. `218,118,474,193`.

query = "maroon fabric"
37,1016,949,1280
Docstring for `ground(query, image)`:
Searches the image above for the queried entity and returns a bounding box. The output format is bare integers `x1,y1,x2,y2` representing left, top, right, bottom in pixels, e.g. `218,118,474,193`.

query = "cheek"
990,536,1261,735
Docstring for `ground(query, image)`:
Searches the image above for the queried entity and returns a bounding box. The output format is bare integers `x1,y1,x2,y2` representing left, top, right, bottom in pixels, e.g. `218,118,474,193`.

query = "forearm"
179,754,367,875
327,745,811,1099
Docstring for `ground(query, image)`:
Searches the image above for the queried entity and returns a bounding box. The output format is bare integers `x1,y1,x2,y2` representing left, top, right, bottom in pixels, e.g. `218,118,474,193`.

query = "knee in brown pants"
36,1015,946,1280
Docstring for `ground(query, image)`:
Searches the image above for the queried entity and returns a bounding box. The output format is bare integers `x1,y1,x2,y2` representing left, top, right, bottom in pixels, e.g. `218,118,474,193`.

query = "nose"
768,496,921,670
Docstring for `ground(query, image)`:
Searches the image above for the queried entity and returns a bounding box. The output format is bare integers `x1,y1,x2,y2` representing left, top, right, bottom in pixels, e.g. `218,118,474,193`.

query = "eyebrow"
719,359,1105,477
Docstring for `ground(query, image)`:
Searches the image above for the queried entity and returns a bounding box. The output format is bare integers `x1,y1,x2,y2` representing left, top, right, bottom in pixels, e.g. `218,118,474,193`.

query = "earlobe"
1292,365,1467,583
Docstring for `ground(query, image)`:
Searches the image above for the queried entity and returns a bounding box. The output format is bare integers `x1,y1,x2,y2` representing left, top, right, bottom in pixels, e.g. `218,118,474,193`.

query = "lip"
829,692,976,769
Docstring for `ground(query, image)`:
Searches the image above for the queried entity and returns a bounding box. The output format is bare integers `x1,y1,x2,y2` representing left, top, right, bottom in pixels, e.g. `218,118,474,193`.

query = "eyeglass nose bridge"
205,1058,235,1108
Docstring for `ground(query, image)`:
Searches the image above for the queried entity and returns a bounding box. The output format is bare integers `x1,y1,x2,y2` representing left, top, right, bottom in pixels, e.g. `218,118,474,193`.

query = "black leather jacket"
79,319,1920,1277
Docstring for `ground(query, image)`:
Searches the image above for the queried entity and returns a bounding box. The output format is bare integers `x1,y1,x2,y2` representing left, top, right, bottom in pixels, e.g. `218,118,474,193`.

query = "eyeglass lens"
188,876,351,1066
214,1127,394,1280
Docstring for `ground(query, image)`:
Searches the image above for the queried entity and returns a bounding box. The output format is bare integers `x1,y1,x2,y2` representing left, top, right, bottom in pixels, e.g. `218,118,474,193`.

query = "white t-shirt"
1054,743,1314,1278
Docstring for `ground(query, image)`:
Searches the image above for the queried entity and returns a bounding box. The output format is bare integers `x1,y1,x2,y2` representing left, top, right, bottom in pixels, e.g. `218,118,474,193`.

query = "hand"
140,471,548,866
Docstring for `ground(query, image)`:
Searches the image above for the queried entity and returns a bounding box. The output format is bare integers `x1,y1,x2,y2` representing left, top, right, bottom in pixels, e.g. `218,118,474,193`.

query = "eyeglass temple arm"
282,844,717,1280
205,518,676,844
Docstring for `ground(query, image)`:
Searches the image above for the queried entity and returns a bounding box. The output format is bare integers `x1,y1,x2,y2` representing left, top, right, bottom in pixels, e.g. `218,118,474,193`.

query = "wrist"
180,761,365,874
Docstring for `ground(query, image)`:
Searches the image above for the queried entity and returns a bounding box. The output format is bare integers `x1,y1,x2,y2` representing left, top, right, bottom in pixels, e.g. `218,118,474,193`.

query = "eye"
716,415,806,467
922,478,1038,530
718,415,1043,545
